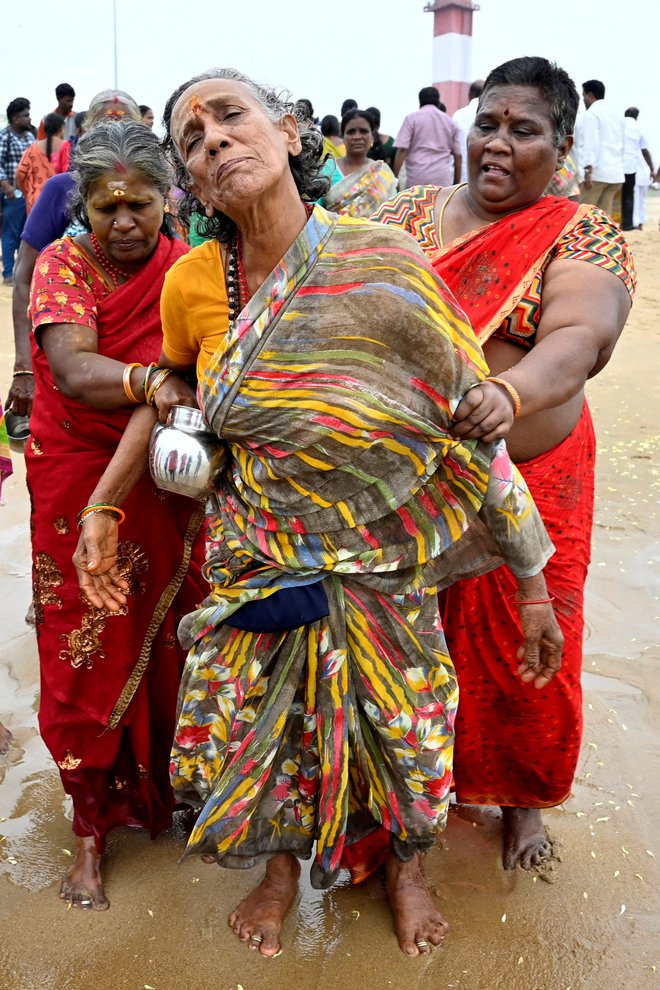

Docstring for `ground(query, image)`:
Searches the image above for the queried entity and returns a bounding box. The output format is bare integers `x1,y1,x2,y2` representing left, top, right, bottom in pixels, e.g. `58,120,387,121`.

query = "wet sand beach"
1,202,658,990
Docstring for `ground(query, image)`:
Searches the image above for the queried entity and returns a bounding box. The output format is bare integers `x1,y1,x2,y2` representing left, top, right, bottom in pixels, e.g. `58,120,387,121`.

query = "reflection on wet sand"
1,204,659,989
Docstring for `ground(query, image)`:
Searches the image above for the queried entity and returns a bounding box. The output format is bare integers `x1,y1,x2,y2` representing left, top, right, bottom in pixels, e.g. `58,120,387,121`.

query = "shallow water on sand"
1,206,659,990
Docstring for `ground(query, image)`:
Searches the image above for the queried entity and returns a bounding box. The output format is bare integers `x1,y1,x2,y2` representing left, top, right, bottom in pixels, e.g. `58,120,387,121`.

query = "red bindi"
191,98,202,115
504,108,510,116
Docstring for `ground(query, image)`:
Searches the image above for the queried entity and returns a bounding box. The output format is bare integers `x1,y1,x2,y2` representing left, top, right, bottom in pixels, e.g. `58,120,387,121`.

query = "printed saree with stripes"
169,207,553,888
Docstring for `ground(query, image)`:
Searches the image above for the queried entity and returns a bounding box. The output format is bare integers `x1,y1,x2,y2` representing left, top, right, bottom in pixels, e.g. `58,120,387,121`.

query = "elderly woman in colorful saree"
321,108,397,217
373,56,635,872
27,120,207,911
73,67,563,957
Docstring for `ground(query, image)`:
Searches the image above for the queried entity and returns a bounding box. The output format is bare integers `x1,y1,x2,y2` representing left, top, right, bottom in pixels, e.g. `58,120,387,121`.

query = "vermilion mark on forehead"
191,98,203,114
504,108,510,116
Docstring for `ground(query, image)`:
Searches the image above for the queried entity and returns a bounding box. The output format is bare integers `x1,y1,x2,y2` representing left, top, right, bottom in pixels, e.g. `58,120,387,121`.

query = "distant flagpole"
113,0,118,88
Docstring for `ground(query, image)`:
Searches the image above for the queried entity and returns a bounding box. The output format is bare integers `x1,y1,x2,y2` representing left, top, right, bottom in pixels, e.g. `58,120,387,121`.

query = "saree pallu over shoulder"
172,208,553,885
190,207,552,640
323,161,398,218
374,189,589,343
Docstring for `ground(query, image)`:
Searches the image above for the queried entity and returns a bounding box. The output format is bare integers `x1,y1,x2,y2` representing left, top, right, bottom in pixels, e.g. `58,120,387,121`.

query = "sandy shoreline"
0,200,658,990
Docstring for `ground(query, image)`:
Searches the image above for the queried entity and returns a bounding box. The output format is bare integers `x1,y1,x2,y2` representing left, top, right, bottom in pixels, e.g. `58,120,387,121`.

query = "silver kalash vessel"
149,405,227,499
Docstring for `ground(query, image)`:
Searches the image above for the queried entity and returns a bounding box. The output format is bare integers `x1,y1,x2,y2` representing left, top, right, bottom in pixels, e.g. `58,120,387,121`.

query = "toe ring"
250,934,263,944
415,940,429,949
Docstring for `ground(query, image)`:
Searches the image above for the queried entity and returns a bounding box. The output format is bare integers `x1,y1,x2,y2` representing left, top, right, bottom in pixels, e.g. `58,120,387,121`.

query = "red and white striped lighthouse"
425,0,479,115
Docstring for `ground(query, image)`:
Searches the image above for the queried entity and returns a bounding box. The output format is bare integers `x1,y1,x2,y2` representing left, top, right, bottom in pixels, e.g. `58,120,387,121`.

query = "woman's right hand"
451,381,516,442
152,373,198,423
6,374,34,418
72,513,128,612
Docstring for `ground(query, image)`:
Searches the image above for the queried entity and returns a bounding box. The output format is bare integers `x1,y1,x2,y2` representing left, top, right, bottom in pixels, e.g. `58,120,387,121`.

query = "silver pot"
149,405,227,499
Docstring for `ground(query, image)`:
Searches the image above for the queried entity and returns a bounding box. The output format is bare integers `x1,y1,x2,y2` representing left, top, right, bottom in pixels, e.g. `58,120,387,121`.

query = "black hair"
468,80,484,100
481,57,579,145
340,108,375,136
582,79,605,101
419,86,440,107
161,67,329,243
139,105,152,117
321,114,340,138
297,98,314,118
43,113,65,158
74,111,87,130
6,98,30,122
340,99,357,116
55,83,75,100
624,107,639,119
365,105,381,130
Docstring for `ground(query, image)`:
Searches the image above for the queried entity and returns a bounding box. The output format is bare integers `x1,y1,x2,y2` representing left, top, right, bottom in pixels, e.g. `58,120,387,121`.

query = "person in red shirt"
37,83,76,141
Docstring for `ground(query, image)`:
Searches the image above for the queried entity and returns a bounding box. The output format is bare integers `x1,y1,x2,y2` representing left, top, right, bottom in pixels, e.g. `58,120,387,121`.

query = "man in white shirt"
622,107,655,230
452,80,484,182
579,79,624,218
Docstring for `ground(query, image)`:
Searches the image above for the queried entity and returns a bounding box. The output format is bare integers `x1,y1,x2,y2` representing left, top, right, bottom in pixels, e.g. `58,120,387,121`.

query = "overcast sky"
3,0,657,152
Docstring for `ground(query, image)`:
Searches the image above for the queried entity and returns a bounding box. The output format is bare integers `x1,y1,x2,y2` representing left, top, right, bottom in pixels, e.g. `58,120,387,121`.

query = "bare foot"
0,721,12,755
228,853,300,957
386,851,449,957
59,835,109,910
502,807,553,871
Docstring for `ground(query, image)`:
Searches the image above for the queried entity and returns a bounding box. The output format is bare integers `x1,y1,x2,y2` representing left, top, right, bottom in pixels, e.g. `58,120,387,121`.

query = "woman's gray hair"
84,90,141,129
162,67,330,243
70,120,175,236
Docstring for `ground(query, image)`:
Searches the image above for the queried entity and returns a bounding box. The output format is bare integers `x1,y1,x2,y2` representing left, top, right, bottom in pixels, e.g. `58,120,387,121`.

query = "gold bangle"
122,363,143,404
142,362,157,396
484,376,521,418
146,368,173,406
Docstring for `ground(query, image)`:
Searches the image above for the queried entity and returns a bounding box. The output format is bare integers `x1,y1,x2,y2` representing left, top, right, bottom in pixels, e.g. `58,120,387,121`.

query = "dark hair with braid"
43,113,65,159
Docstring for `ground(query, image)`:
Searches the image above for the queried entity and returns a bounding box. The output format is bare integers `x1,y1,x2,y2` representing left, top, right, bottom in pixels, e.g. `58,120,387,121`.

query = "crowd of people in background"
1,75,655,286
0,59,639,959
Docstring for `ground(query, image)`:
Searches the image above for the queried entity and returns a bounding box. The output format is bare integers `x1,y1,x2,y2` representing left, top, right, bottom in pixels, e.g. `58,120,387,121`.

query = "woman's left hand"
152,373,198,423
72,513,128,612
515,602,564,689
451,381,515,442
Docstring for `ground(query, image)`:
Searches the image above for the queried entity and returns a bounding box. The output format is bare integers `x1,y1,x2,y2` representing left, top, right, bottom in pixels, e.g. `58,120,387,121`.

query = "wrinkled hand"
451,381,516,442
516,602,564,689
6,374,34,418
72,512,128,612
152,373,198,424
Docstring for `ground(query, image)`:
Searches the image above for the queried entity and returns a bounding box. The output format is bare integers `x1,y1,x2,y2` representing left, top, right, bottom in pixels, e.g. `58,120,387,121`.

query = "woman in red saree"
27,120,206,910
374,56,636,870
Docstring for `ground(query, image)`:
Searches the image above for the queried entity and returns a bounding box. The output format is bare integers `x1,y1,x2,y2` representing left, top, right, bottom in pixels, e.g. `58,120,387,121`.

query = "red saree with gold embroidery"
26,233,207,851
